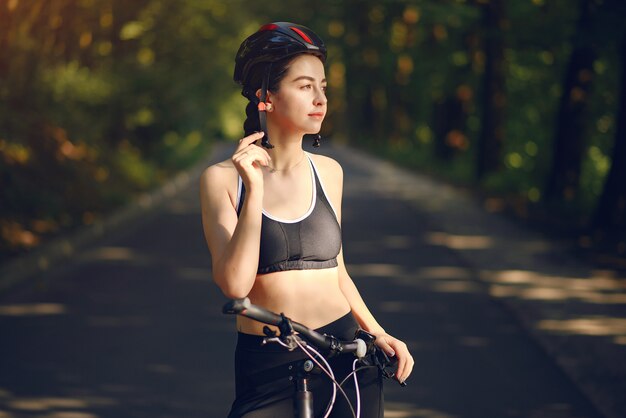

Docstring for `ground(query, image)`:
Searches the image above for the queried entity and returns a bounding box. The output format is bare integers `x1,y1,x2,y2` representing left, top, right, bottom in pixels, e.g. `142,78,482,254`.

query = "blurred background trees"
1,0,625,261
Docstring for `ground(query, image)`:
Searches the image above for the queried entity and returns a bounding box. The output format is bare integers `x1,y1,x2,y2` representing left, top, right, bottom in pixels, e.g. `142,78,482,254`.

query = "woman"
200,22,414,417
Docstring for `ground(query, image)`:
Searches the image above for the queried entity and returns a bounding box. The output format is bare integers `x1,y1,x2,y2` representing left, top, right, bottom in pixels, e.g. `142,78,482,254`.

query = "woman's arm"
336,249,386,334
318,154,414,384
199,132,270,299
318,156,385,332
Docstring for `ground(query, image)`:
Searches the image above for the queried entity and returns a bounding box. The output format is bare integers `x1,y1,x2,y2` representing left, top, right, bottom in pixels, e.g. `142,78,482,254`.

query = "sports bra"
236,154,342,274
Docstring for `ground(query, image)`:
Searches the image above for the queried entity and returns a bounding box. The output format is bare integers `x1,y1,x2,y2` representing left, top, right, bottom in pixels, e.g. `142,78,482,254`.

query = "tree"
433,90,469,160
475,0,507,180
593,32,626,238
544,0,598,203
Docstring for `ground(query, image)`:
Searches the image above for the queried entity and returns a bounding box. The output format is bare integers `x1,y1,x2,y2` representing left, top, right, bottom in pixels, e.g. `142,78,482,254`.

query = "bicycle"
222,297,406,418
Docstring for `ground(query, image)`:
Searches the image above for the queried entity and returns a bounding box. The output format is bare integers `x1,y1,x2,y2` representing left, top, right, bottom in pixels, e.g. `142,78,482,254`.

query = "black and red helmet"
234,22,326,148
234,22,327,87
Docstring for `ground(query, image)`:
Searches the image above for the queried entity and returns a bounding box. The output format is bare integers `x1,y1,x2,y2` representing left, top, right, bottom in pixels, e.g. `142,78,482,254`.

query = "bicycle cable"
339,365,376,387
352,358,361,418
294,338,358,418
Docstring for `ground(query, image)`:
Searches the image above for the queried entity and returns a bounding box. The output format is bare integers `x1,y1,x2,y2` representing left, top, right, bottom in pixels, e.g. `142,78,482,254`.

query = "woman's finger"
235,147,270,167
244,145,271,166
384,337,412,383
396,350,408,382
397,351,414,383
405,355,414,380
236,131,265,152
245,147,271,167
376,335,396,358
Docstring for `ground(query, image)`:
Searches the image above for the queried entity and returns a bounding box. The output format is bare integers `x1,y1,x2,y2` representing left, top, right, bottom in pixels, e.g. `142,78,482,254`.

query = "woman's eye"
301,84,312,90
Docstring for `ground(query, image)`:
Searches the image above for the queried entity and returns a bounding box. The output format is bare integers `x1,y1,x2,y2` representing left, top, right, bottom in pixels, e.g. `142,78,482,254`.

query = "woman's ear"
256,89,274,112
256,88,273,104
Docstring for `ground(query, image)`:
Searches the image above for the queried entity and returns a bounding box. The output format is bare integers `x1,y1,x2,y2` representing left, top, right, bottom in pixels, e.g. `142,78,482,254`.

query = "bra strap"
236,176,246,216
307,155,339,221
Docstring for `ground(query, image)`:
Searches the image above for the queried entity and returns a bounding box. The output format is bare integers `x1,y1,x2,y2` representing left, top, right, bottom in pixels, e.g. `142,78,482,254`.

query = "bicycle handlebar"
223,298,406,387
223,297,367,358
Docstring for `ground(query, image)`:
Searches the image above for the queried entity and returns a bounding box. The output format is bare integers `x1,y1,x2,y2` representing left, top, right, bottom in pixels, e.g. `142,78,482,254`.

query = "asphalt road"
0,143,603,418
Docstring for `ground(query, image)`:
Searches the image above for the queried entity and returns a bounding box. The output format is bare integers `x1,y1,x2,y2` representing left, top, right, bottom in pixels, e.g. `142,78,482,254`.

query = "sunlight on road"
426,232,494,250
382,235,414,249
85,246,135,260
0,303,66,316
79,246,152,264
8,397,88,410
352,264,485,295
347,263,404,277
411,267,473,280
429,280,483,293
0,391,117,418
483,269,626,304
537,317,626,344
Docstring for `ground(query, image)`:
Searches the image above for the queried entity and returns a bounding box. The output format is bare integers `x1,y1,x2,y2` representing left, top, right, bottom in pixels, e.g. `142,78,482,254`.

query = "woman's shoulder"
201,158,237,183
200,158,239,203
308,152,343,179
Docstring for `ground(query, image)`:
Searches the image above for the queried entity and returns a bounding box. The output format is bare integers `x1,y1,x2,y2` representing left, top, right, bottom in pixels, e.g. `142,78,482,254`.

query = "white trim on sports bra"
236,175,243,212
262,155,316,223
306,153,339,221
235,152,339,223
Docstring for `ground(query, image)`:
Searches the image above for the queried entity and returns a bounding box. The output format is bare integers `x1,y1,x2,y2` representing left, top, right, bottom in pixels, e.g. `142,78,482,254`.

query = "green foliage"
2,0,625,258
0,0,261,258
332,0,624,240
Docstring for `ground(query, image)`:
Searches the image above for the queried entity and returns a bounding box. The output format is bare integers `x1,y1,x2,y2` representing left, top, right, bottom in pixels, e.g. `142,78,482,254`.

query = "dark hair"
235,23,327,145
242,53,323,136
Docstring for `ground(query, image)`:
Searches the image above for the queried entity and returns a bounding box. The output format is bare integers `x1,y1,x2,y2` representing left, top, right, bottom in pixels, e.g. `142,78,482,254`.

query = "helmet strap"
258,63,274,149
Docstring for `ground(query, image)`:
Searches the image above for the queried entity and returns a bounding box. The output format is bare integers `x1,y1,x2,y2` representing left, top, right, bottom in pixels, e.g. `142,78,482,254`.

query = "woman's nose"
314,88,327,106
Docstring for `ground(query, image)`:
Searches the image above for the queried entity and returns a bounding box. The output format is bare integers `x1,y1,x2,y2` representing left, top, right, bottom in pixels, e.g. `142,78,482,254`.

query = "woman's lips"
308,113,325,118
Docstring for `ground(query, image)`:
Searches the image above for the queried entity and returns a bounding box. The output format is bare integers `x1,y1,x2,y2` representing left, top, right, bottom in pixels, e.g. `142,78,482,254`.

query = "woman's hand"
232,131,272,191
372,332,414,384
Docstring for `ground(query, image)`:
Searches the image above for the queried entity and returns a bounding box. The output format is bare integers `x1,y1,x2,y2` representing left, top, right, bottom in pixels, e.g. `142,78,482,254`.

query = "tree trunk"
592,34,626,234
544,0,597,202
476,0,507,180
0,1,12,80
434,93,467,161
342,0,370,142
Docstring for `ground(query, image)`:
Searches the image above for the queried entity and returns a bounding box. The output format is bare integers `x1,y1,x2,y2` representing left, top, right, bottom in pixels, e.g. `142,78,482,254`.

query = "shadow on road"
0,143,608,418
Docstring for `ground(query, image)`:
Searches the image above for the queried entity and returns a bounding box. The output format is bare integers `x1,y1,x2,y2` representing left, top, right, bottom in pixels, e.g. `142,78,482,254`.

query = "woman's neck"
262,132,306,172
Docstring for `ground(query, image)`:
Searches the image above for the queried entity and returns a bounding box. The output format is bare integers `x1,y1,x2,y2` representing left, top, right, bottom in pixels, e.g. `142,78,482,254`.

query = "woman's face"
267,54,327,135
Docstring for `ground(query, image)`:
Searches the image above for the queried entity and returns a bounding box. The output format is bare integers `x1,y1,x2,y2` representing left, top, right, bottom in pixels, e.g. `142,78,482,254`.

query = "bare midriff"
236,267,351,335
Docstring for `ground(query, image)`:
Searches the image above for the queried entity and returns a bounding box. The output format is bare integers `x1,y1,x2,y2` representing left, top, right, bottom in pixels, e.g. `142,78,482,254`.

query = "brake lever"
374,349,407,386
261,322,302,351
354,329,407,387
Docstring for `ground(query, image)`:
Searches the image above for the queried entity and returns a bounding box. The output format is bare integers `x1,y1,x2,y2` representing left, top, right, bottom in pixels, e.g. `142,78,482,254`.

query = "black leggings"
227,312,384,418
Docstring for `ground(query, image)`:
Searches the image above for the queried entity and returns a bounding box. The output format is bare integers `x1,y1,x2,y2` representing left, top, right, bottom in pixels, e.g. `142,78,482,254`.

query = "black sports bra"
236,154,342,274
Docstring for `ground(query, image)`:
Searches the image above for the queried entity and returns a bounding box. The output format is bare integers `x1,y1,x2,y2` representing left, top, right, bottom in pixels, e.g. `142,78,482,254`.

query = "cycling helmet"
234,22,327,148
234,22,327,88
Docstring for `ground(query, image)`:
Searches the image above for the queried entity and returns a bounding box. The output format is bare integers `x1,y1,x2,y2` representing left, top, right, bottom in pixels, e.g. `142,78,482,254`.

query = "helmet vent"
259,23,279,31
289,26,313,44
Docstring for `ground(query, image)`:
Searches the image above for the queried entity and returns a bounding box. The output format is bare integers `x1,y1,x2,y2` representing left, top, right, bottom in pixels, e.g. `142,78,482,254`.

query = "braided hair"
241,56,291,137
